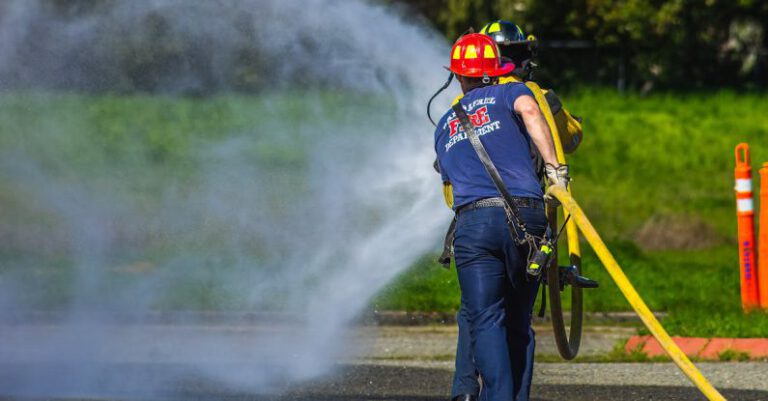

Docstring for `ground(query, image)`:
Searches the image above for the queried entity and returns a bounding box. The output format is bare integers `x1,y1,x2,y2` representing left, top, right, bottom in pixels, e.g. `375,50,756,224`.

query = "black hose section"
427,72,454,127
546,207,583,360
569,254,584,351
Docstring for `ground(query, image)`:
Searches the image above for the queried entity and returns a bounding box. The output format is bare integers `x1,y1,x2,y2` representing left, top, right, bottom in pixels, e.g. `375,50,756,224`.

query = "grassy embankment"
0,91,390,311
374,90,768,338
1,90,767,337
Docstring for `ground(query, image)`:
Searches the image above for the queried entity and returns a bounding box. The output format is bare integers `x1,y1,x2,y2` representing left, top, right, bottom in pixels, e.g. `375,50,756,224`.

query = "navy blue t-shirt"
434,83,543,210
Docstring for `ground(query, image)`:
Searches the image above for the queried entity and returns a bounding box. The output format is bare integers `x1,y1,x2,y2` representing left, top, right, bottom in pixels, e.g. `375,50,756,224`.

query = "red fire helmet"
447,33,515,78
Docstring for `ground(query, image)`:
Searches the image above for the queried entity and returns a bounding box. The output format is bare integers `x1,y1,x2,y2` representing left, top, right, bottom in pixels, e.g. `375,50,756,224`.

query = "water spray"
0,0,451,397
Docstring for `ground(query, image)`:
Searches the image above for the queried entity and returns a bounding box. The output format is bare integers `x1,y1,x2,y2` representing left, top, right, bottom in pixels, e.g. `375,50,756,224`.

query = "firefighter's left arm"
514,95,559,167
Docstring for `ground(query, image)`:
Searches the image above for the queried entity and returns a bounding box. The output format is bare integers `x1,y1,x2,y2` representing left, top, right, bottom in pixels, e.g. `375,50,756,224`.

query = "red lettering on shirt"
448,106,490,137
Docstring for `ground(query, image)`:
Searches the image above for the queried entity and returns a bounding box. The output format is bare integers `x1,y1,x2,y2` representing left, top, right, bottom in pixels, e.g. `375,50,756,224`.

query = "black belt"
457,196,544,214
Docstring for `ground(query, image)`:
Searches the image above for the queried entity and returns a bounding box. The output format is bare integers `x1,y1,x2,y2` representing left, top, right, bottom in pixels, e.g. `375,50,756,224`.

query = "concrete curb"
625,335,768,360
364,311,664,325
0,310,662,326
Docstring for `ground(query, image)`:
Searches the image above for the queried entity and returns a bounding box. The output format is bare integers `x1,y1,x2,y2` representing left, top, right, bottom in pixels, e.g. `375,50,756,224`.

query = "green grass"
717,349,752,362
0,90,394,310
374,241,768,337
375,89,768,338
372,255,461,313
534,342,670,363
567,90,768,239
2,89,768,337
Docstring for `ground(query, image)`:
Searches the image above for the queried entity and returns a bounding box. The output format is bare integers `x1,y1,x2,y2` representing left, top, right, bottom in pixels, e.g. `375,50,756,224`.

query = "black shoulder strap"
451,102,528,237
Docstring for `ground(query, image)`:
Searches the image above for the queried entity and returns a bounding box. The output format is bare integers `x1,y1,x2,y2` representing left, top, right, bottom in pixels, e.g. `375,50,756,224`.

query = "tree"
397,0,768,89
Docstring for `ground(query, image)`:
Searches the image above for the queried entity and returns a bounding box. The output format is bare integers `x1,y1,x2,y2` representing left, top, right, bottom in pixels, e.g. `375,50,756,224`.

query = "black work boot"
451,395,477,401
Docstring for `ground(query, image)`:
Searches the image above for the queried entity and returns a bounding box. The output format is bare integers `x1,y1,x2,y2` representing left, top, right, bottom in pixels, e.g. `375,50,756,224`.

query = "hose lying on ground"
549,185,727,401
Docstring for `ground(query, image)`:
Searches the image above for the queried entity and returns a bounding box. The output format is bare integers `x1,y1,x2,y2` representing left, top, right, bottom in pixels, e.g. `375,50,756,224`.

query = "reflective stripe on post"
735,143,759,310
737,198,754,213
759,162,768,309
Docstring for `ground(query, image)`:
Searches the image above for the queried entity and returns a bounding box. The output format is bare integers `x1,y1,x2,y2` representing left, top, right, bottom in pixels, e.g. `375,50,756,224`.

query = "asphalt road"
1,364,767,401
1,323,766,400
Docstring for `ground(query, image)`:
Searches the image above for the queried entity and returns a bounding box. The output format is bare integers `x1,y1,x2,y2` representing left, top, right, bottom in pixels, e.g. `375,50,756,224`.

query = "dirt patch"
634,214,726,251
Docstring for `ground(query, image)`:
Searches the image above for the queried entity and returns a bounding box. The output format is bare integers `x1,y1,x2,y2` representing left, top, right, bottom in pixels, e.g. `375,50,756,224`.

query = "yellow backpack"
501,76,583,154
537,86,583,154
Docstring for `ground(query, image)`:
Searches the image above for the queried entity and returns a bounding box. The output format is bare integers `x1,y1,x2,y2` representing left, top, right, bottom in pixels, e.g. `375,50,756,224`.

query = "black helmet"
479,20,537,71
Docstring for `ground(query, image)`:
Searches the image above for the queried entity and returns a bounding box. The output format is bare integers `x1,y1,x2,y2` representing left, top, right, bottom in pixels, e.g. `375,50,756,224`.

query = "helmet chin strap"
482,73,491,84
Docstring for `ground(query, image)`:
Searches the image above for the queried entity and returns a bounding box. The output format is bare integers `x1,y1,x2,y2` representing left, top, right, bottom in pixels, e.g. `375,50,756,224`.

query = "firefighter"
433,33,568,401
445,21,584,401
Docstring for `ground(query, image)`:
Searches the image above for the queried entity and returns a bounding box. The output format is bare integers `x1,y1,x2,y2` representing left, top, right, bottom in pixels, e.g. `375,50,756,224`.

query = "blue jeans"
451,205,545,401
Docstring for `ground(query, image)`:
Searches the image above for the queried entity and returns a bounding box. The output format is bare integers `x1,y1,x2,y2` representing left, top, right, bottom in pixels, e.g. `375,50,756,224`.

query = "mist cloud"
0,0,456,397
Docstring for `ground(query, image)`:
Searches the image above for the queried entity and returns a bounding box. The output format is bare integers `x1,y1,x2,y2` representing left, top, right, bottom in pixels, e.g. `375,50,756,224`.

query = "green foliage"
399,0,768,89
9,0,768,92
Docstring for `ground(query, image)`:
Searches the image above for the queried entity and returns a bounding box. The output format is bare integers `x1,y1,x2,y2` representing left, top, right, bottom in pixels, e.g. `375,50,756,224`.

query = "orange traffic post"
735,143,759,310
759,162,768,309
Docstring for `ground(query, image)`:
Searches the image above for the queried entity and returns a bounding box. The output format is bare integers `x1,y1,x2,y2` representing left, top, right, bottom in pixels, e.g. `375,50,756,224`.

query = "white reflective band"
735,178,752,192
737,198,754,212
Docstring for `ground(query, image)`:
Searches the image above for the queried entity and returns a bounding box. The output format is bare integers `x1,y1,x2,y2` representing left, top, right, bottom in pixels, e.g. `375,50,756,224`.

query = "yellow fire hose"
522,81,723,398
456,80,723,397
548,185,726,401
528,81,585,359
525,82,581,259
